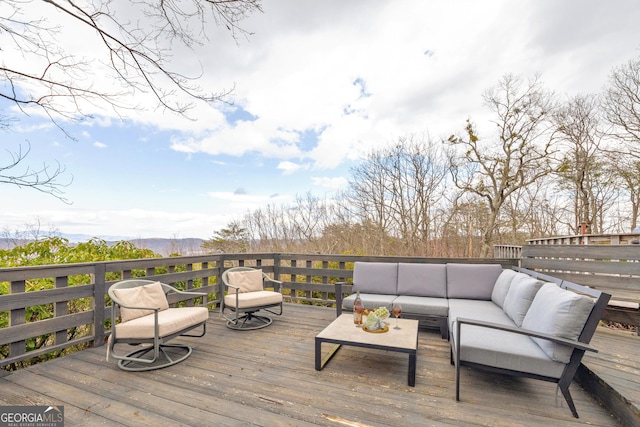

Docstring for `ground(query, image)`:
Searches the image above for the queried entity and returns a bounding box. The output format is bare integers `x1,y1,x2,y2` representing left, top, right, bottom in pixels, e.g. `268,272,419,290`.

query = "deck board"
0,304,624,426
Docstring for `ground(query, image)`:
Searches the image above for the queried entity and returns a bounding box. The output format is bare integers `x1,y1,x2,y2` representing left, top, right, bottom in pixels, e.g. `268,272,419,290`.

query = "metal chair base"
226,312,273,330
117,343,193,372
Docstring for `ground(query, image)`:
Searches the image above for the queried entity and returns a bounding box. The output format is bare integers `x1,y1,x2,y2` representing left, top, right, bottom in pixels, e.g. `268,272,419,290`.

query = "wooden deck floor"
0,305,624,426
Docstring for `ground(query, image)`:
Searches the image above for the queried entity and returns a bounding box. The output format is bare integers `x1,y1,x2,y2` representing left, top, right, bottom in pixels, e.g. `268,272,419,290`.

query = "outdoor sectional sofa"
334,262,611,418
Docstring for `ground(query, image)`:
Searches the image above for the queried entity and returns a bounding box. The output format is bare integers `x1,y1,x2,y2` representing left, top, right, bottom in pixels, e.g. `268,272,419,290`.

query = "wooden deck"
580,328,640,427
0,304,625,426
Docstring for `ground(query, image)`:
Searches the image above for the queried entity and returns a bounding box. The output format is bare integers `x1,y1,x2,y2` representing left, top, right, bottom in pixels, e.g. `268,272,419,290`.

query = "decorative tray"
362,324,389,333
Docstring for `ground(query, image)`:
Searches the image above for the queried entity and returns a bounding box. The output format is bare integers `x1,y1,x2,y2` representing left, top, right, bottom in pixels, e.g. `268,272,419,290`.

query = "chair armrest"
455,317,597,353
168,288,208,306
264,278,283,292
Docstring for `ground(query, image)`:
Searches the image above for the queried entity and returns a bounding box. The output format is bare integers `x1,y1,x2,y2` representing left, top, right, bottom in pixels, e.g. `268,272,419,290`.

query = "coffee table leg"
408,353,416,386
315,338,342,371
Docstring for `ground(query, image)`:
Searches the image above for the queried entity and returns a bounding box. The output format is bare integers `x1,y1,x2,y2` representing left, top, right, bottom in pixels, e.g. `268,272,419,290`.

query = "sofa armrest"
454,317,597,353
335,282,345,316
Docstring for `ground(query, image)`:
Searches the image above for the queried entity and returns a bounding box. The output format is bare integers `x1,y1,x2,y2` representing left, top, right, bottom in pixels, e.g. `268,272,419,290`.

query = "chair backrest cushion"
491,269,519,308
502,274,544,326
397,263,447,297
227,269,264,293
353,262,398,295
113,281,169,322
522,283,595,363
446,263,502,300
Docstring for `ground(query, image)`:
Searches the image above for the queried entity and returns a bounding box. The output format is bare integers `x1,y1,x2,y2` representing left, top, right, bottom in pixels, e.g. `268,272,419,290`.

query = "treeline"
205,58,640,258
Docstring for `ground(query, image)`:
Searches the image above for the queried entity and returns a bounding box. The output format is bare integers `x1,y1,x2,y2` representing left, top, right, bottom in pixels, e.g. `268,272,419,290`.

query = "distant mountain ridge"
0,234,206,257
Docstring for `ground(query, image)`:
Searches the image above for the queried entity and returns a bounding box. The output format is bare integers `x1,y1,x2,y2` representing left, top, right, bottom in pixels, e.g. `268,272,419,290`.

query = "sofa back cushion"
503,274,544,326
522,283,595,363
491,269,519,308
397,263,447,297
353,262,398,295
446,263,503,300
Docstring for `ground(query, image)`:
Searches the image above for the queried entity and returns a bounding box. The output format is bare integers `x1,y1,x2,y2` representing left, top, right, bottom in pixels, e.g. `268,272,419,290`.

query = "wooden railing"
528,233,640,246
521,245,640,334
493,244,523,260
0,254,518,368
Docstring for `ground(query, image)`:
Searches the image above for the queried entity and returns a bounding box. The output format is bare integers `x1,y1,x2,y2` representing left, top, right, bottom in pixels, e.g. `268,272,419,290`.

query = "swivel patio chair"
220,267,283,330
107,279,209,371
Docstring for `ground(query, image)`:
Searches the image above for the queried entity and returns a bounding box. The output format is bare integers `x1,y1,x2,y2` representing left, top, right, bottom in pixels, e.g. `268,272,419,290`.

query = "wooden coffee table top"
316,314,419,351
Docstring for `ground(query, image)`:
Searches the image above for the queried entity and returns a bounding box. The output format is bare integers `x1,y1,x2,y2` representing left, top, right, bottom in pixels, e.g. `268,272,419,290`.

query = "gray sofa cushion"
451,324,565,379
397,263,447,297
392,295,449,317
448,299,512,332
522,283,595,363
343,293,397,311
446,263,502,300
503,274,544,326
491,269,518,308
353,262,398,295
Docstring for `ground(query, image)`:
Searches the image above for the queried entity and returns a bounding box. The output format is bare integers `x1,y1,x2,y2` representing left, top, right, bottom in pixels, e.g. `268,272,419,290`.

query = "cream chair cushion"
224,290,283,309
115,307,209,339
112,281,169,322
227,269,264,293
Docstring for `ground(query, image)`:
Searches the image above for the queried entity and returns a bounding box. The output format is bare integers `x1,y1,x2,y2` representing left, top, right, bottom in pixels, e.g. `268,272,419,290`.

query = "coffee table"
315,314,419,386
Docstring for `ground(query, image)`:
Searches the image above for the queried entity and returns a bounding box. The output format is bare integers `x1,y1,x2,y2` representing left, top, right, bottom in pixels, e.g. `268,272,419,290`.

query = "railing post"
94,263,107,348
273,253,281,282
54,276,68,347
9,280,26,362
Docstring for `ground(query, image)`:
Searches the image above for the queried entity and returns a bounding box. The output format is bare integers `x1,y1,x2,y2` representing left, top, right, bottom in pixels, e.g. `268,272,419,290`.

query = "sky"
1,0,640,240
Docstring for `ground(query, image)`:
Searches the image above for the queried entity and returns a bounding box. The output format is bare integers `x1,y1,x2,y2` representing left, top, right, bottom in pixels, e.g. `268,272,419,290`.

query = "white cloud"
4,0,640,239
207,191,292,215
277,161,308,175
311,176,348,191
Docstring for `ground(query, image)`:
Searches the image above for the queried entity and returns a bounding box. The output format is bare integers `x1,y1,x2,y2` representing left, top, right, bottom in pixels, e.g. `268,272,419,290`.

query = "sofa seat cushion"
451,324,566,379
224,290,283,309
115,307,209,339
343,293,397,311
503,274,544,326
353,262,398,295
522,283,595,363
448,299,512,332
392,295,449,317
397,263,447,297
446,264,502,300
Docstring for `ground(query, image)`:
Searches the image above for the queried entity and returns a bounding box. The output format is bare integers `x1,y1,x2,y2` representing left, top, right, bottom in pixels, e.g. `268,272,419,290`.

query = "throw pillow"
491,269,518,308
502,275,544,326
113,281,169,323
227,269,264,293
522,283,595,363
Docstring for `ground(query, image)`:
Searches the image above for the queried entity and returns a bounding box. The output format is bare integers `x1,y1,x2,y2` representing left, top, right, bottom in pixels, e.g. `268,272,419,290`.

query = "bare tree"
1,0,262,198
347,135,449,256
1,142,72,203
552,94,616,233
448,74,558,257
602,56,640,156
601,56,640,231
608,152,640,230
